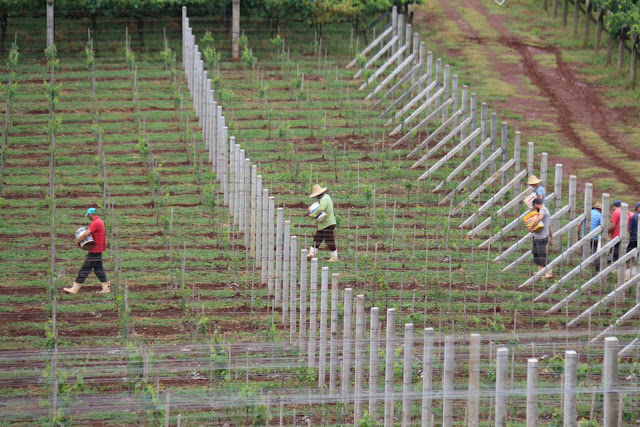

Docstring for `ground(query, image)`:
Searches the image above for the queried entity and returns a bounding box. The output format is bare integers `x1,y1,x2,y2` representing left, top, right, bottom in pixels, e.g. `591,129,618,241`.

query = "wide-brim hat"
309,184,327,198
593,201,602,210
527,175,541,185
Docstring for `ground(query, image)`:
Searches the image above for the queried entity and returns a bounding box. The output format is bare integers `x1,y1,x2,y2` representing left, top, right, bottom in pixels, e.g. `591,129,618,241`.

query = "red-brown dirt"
421,0,639,193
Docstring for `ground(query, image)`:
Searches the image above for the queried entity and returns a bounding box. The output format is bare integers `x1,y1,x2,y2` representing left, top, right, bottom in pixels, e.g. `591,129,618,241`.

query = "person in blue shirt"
577,201,603,271
627,201,640,253
527,175,546,203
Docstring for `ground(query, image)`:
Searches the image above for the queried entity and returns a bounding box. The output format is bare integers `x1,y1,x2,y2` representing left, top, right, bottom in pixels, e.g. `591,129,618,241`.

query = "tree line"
1,0,424,52
590,0,640,42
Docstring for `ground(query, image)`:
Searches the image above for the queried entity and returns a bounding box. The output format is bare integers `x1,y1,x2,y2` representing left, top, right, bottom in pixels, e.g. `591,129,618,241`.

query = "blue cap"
636,202,640,210
85,207,97,217
612,200,621,207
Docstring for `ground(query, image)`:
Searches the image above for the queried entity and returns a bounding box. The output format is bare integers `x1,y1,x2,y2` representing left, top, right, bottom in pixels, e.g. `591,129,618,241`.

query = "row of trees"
590,0,640,41
1,0,423,51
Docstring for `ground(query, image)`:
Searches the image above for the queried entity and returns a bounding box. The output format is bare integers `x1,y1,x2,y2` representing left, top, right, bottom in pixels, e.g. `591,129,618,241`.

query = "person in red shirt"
64,208,110,294
608,200,633,262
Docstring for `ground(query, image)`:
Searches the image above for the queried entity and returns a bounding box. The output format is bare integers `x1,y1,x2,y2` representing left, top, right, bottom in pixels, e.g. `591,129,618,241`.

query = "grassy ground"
414,0,640,199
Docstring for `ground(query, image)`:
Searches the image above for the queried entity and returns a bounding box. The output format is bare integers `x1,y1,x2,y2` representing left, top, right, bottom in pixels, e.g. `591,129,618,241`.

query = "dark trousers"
627,238,638,253
75,252,108,284
532,238,548,267
612,242,621,262
313,225,337,251
590,239,601,272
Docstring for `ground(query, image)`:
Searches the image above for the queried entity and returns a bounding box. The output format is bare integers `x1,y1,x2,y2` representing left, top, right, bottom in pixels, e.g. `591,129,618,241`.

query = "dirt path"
423,0,639,192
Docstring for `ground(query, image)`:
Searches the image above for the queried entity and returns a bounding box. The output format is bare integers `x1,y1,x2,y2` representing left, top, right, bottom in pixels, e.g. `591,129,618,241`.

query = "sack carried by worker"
523,193,537,208
308,202,327,222
523,211,543,232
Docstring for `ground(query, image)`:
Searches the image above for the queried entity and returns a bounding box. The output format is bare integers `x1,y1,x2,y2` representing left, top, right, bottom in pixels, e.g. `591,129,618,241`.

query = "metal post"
261,189,269,284
267,197,275,295
568,175,577,251
255,176,263,265
603,337,619,427
250,165,258,257
526,359,539,427
354,295,366,422
283,221,291,323
342,288,354,400
329,274,340,393
563,350,578,427
468,334,481,426
442,336,454,427
480,103,488,162
495,348,508,427
501,122,508,186
470,93,477,151
600,193,611,272
554,163,563,215
401,323,414,427
307,258,318,368
617,203,629,303
513,132,522,215
583,184,593,263
421,328,434,427
244,158,251,247
275,208,284,303
232,0,240,61
369,307,381,420
290,236,297,341
318,267,329,387
540,152,548,186
299,249,308,356
490,112,497,173
384,308,396,427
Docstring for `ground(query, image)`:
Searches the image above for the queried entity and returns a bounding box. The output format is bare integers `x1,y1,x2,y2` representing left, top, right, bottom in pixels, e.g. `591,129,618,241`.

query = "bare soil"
424,0,640,193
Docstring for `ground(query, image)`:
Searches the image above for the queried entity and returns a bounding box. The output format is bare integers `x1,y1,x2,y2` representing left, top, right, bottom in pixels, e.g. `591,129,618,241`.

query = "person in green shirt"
308,184,338,262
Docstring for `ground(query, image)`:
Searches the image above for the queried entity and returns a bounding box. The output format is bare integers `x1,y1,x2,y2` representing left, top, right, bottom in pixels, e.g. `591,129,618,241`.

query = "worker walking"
307,184,338,262
577,201,603,271
527,198,554,278
627,202,640,253
608,199,632,262
527,175,546,203
64,208,110,294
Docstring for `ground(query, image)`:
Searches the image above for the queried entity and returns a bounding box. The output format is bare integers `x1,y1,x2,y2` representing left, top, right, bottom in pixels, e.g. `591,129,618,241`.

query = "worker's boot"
327,250,339,262
544,268,553,279
63,282,83,294
98,281,111,294
307,247,316,261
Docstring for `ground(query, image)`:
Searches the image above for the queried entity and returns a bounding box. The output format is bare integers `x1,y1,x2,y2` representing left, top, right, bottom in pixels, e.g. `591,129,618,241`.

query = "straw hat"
527,175,541,185
309,184,327,198
593,201,602,210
